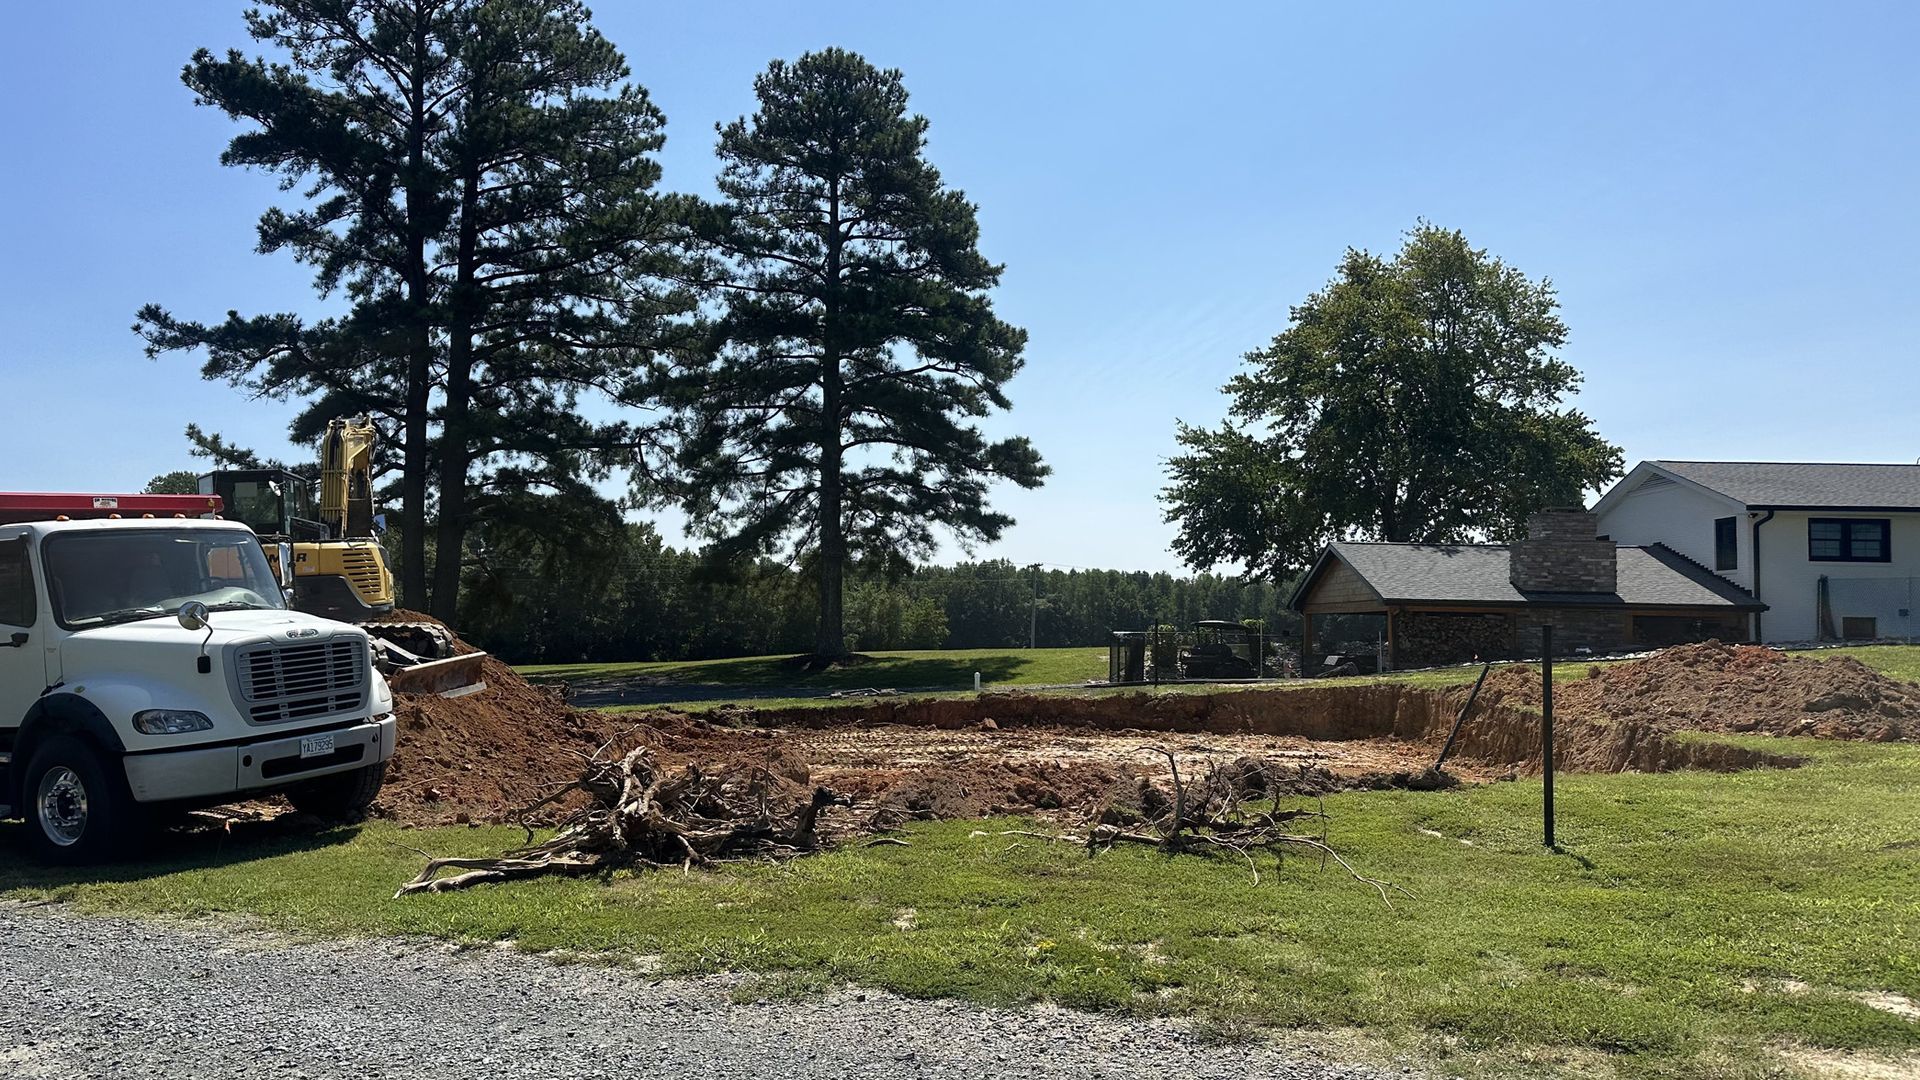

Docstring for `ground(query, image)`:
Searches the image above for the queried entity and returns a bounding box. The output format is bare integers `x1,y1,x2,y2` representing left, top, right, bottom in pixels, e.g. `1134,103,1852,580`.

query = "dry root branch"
395,743,865,896
993,750,1412,905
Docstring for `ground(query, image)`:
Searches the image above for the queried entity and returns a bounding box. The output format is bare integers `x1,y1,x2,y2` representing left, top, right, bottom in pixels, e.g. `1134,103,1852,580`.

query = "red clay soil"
377,653,628,824
1471,641,1917,743
368,627,1910,827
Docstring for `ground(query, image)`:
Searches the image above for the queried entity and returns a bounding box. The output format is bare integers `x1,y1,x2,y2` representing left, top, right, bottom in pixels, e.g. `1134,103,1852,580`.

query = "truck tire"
22,735,134,865
285,761,387,823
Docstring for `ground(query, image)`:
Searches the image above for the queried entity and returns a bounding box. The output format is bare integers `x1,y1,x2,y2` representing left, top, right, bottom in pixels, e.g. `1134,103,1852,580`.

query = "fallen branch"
395,744,871,897
991,752,1410,904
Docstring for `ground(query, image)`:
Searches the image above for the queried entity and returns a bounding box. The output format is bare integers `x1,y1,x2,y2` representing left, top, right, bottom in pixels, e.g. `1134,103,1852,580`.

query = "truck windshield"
43,528,287,628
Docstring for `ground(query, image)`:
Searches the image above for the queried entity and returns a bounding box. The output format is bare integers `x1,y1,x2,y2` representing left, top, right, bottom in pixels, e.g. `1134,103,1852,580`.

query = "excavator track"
361,620,459,661
361,621,488,697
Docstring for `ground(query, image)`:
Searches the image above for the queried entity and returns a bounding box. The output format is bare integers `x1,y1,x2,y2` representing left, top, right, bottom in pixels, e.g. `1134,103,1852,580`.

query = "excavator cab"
200,467,387,618
199,469,326,542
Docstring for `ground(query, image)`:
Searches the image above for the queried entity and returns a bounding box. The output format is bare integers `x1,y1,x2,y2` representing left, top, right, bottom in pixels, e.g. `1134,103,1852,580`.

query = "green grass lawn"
6,738,1919,1078
519,646,1112,711
519,646,1106,689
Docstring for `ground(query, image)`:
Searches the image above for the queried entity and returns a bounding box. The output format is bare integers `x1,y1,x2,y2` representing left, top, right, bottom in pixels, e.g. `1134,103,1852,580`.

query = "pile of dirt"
379,652,629,824
1471,642,1918,743
372,613,628,825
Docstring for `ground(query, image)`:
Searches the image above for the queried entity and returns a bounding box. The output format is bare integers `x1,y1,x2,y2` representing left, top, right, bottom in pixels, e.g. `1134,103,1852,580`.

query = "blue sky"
2,2,1915,573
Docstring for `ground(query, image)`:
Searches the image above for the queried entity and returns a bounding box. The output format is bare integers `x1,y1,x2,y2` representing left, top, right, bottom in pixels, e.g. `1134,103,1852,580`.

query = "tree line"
451,520,1301,663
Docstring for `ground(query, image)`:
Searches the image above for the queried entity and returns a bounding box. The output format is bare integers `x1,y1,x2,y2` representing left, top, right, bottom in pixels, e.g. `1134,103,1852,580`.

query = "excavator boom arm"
319,417,379,539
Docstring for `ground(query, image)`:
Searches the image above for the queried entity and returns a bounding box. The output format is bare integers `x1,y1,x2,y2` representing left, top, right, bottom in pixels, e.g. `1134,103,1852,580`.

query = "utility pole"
1028,563,1041,648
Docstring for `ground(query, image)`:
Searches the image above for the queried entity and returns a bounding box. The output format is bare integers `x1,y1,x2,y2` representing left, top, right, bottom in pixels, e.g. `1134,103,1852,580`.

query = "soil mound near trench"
1473,641,1917,743
374,612,627,824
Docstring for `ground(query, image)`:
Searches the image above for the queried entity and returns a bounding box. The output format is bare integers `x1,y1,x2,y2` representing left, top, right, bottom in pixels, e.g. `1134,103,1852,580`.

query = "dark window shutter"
1714,517,1737,571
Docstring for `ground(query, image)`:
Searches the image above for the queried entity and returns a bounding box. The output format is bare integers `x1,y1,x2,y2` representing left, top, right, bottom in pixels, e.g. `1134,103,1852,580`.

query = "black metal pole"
1541,624,1555,849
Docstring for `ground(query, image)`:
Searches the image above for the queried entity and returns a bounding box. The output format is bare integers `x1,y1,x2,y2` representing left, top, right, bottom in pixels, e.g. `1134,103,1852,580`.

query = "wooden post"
1435,661,1493,769
1542,624,1556,849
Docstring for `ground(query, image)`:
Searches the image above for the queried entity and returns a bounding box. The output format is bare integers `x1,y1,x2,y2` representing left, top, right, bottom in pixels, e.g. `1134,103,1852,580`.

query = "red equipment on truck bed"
0,492,224,525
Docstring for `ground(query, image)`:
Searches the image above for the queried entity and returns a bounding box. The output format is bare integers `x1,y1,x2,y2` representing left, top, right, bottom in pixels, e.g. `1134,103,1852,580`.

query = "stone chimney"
1509,509,1617,594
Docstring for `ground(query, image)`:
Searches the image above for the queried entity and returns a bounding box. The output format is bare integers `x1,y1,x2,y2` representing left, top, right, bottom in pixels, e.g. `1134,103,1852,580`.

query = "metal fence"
1106,625,1300,684
1819,576,1919,642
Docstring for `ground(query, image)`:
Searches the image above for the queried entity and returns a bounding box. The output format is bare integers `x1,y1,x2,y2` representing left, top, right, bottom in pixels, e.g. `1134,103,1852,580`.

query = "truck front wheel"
285,761,387,823
23,735,133,864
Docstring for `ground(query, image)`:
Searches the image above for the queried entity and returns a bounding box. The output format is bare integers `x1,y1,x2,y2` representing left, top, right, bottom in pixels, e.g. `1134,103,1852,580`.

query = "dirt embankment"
1472,641,1916,742
372,628,1912,828
380,652,627,821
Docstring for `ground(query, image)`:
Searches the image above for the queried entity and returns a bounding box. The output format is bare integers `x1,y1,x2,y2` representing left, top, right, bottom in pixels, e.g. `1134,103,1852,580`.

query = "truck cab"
0,501,395,863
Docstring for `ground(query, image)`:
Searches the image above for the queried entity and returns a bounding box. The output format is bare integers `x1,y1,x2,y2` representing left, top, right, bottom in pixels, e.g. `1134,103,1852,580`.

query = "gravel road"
1,902,1419,1080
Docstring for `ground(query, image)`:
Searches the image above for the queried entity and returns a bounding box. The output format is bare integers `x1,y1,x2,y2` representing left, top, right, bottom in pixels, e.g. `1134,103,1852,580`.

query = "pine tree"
136,0,692,618
666,49,1046,659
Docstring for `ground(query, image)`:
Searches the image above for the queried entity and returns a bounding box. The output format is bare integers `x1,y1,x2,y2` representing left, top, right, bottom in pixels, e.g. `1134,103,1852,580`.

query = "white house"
1592,461,1920,643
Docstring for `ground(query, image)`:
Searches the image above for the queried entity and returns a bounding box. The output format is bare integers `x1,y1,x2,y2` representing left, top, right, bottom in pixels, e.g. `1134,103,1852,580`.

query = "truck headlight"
132,709,216,735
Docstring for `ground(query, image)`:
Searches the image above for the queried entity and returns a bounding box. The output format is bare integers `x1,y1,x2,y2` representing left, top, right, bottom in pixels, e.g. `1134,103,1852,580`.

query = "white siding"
1754,512,1920,642
1595,477,1750,589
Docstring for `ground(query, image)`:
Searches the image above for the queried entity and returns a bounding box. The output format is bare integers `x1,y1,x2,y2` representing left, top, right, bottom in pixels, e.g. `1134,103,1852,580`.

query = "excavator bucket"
384,651,489,697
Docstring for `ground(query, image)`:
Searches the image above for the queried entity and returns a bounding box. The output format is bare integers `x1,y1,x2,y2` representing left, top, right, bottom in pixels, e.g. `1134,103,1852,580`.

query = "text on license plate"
299,733,336,759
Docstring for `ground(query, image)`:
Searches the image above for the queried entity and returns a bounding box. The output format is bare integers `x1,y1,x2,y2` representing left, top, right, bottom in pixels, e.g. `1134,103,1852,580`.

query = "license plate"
299,733,336,760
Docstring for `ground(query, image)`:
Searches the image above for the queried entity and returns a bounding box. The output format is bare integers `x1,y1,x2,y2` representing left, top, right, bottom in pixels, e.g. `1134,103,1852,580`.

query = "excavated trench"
731,680,1806,778
381,640,1920,826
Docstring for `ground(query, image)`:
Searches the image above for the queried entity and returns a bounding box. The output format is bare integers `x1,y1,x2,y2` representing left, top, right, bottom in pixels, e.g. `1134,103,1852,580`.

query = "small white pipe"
973,671,982,692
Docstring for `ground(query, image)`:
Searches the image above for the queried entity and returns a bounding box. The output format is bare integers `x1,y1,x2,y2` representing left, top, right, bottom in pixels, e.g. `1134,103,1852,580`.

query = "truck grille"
237,638,367,724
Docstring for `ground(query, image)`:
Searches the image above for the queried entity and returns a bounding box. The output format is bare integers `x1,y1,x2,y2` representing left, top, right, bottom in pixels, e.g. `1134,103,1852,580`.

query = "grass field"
5,737,1919,1078
519,646,1112,711
519,646,1107,688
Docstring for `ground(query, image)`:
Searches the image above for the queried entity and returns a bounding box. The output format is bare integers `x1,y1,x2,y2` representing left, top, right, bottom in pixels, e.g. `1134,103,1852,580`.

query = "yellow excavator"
199,418,486,696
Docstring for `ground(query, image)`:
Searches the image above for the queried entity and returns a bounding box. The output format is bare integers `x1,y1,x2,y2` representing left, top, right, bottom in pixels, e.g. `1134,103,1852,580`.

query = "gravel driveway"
1,902,1417,1080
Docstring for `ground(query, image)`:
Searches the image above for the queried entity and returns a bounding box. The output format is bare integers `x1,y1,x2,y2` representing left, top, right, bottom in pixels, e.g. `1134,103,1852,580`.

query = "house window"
1842,617,1878,641
1714,517,1737,571
1808,518,1892,563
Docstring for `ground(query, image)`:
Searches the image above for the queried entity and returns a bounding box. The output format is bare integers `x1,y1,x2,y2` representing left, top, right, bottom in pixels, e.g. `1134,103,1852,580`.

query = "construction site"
371,613,1914,836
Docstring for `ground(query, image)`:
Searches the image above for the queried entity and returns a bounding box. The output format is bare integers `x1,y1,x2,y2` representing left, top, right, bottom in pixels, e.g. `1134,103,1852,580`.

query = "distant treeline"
451,524,1302,664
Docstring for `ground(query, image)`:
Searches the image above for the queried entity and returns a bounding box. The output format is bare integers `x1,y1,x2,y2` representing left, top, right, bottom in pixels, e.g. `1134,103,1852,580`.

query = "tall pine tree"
665,49,1045,659
136,0,692,618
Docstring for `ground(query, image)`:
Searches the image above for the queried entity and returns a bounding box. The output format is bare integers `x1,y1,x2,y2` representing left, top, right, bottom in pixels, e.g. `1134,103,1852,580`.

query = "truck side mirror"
4,631,25,648
177,601,209,631
277,541,295,601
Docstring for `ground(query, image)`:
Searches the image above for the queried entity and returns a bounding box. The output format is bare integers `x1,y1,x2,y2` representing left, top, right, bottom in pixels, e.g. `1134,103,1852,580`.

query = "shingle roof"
1650,461,1920,509
1298,541,1763,610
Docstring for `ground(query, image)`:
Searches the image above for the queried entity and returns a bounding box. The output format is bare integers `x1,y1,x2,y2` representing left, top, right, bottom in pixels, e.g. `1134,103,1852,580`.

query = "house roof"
1289,541,1765,612
1644,461,1920,510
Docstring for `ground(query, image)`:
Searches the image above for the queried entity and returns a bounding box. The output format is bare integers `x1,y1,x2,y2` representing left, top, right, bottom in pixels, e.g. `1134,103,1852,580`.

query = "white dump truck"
0,493,395,863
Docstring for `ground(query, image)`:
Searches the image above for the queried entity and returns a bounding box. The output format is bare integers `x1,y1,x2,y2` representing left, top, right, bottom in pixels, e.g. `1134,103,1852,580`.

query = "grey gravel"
0,902,1422,1080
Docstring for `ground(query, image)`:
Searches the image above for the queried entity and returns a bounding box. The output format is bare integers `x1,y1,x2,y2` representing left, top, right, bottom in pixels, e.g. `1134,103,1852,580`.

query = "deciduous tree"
1163,223,1622,578
143,471,201,495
